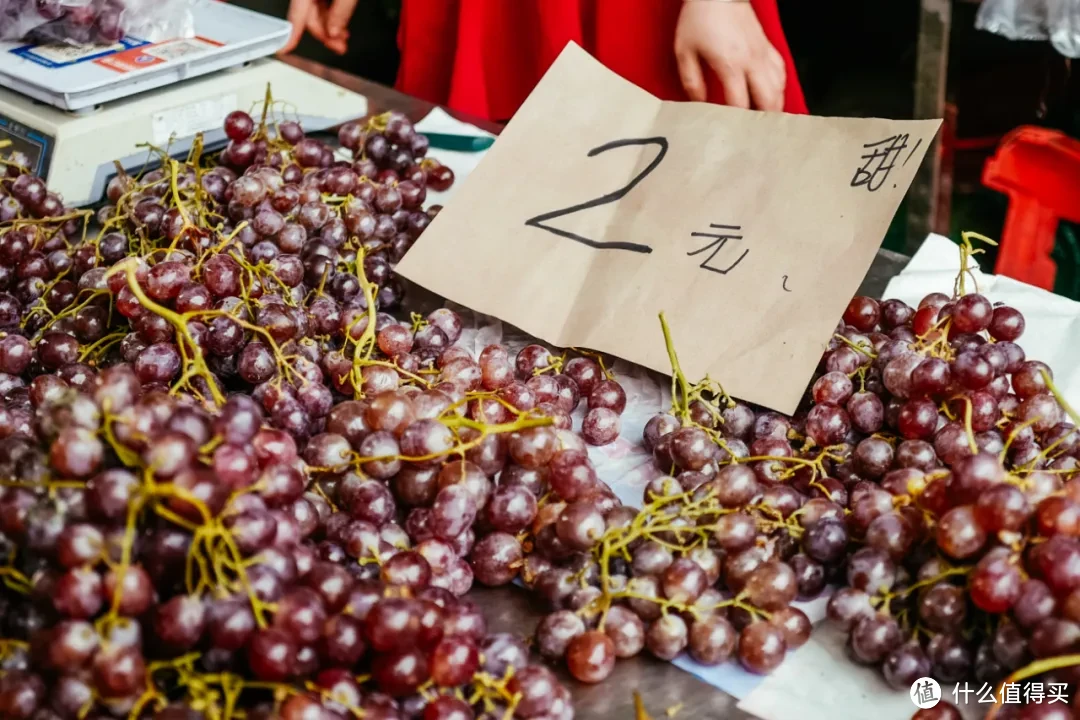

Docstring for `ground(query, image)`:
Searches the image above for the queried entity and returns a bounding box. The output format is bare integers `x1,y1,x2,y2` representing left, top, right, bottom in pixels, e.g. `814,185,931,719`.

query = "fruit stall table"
281,54,912,720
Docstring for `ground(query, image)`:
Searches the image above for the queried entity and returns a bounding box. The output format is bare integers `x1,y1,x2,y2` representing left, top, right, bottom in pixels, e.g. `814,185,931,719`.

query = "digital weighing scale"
0,2,368,206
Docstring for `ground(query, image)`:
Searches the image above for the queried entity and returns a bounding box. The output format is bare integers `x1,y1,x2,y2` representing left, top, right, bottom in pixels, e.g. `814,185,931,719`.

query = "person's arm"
674,0,786,111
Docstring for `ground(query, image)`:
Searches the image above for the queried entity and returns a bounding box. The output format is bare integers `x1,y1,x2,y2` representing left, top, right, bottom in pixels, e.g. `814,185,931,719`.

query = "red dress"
395,0,808,121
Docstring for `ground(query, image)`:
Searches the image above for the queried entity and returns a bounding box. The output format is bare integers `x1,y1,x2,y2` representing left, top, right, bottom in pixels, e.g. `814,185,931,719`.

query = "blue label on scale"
9,36,149,69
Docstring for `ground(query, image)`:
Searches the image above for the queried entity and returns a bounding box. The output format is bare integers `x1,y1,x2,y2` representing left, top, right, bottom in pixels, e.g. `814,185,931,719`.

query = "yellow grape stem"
659,312,691,422
107,259,225,406
1041,369,1080,427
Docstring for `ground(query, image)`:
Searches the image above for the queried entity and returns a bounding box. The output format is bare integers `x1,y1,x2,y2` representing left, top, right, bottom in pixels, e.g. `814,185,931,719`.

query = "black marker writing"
851,134,909,192
688,224,749,275
904,137,923,166
525,137,669,253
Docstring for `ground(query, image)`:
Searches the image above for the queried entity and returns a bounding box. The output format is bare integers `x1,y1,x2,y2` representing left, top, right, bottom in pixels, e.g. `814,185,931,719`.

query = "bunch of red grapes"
0,104,590,719
0,91,1077,720
478,260,1080,720
818,288,1080,720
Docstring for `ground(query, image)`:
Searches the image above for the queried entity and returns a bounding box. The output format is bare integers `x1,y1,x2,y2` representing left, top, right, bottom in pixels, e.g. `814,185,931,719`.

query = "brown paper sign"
395,43,941,414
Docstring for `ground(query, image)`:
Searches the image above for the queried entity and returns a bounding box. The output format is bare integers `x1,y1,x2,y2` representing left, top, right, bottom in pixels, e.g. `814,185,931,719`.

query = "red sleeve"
396,0,807,120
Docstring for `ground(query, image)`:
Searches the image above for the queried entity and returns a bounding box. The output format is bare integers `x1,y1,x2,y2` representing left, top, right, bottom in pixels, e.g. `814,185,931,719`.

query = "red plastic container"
983,126,1080,291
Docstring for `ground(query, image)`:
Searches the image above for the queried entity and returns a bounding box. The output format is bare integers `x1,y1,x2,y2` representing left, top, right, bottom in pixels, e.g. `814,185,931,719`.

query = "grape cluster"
505,319,815,685
0,103,589,719
819,248,1080,720
489,235,1080,720
0,157,75,225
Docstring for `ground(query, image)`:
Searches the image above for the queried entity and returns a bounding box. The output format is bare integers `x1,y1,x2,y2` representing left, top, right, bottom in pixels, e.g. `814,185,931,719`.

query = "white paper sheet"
738,625,984,720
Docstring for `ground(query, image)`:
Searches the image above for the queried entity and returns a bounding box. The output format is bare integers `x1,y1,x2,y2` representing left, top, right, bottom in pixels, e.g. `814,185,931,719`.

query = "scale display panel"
0,115,55,178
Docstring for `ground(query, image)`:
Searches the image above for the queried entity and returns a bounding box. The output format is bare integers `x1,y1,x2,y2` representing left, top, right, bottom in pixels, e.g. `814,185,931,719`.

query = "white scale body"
0,2,368,206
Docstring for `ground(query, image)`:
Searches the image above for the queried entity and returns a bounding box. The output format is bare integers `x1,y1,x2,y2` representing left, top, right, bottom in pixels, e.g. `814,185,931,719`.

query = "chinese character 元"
687,224,748,275
1047,683,1068,703
851,134,913,192
953,683,973,704
1025,682,1045,704
1002,683,1022,704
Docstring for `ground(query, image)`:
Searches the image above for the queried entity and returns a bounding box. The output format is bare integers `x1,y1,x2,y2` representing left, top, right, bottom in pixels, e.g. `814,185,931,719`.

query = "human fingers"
325,37,350,55
746,65,784,112
305,3,349,53
326,0,360,39
676,50,708,102
768,46,787,89
280,0,313,54
306,2,330,42
708,58,751,110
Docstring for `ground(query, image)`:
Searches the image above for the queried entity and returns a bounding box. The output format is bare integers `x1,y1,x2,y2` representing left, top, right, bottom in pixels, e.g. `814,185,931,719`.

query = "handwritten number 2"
524,137,669,254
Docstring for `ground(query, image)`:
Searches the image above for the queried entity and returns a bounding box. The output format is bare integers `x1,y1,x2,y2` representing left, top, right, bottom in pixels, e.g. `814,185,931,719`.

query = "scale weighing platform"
0,2,368,206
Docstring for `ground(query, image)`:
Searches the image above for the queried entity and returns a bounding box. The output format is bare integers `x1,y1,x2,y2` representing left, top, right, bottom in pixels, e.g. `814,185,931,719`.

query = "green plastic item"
1052,222,1080,301
424,133,495,153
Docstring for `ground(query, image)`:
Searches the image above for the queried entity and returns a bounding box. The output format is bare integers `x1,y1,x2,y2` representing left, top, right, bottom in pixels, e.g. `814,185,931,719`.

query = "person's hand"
280,0,316,54
674,0,786,111
322,0,360,53
279,0,357,56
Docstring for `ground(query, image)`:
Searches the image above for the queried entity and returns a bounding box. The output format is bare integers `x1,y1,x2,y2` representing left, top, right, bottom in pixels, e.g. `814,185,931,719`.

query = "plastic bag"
976,0,1080,58
1048,0,1080,57
0,0,197,45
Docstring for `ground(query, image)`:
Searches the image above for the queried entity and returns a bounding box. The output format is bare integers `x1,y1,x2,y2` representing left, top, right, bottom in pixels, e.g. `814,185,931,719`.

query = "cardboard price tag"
395,43,941,414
